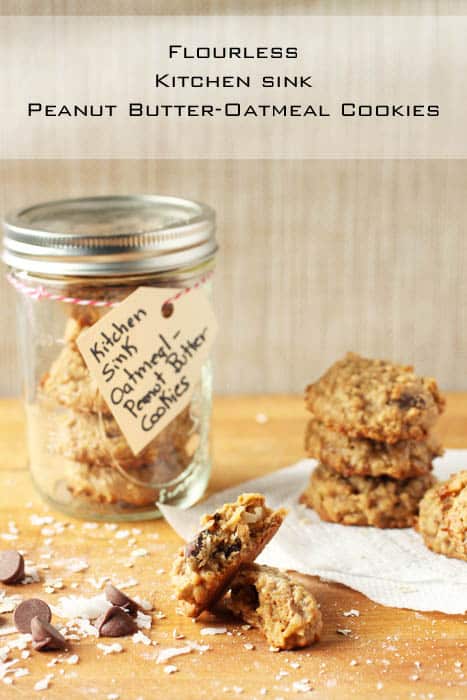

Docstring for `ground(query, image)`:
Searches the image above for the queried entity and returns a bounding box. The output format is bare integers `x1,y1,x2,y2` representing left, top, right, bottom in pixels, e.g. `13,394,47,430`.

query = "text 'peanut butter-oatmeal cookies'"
417,470,467,561
171,494,286,617
305,419,442,479
225,564,322,650
301,463,435,528
305,353,445,444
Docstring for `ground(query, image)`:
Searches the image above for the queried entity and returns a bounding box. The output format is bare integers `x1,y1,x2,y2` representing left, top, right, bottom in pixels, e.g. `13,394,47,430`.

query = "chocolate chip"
393,394,426,410
0,550,25,584
31,616,67,651
104,583,139,617
217,537,242,558
95,605,137,637
14,598,52,633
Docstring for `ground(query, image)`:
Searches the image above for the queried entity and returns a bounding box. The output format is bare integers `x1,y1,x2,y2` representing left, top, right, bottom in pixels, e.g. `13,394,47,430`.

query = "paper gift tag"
77,287,217,455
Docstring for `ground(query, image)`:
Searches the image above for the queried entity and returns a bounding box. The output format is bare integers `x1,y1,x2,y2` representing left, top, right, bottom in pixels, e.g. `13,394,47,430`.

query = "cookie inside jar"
5,195,217,520
35,307,202,517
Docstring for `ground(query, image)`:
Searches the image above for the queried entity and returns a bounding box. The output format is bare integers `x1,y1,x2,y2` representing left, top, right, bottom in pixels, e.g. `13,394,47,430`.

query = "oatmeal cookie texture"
225,564,322,650
39,315,197,508
49,407,193,471
301,463,435,528
40,317,110,415
305,353,445,443
305,419,442,479
417,470,467,561
171,493,286,617
64,461,161,507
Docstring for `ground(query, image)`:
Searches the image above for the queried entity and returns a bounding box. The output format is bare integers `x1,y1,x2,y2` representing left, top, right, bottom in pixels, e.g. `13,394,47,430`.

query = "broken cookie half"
171,493,286,617
224,564,323,651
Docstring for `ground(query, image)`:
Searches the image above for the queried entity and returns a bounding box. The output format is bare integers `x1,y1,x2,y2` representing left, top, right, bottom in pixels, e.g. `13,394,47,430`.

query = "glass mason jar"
3,195,217,521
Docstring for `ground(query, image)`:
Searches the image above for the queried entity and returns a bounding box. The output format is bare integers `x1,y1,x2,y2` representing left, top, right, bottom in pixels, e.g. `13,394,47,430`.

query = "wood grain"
0,395,465,699
1,1,467,15
2,159,467,396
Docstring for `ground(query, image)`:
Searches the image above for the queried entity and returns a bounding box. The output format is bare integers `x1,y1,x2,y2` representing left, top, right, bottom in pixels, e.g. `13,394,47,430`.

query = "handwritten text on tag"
77,287,217,455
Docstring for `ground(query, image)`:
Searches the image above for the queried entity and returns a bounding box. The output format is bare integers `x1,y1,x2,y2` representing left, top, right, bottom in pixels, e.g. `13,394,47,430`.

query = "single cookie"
40,338,110,415
300,463,435,528
417,470,467,561
224,564,322,650
49,406,193,470
305,353,445,444
305,419,441,479
171,494,287,617
64,460,169,507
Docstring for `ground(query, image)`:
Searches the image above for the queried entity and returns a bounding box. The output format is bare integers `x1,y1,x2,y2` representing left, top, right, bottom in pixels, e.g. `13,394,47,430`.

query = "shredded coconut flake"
65,559,89,573
157,646,193,664
30,514,54,526
115,578,138,589
34,674,53,691
200,627,228,636
133,596,152,611
97,643,123,656
164,665,178,674
134,611,152,630
293,679,313,693
132,631,152,646
52,593,110,620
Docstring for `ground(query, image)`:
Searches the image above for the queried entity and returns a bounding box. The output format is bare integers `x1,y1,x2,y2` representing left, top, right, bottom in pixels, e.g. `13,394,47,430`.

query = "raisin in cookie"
300,463,435,528
224,564,322,650
49,406,193,470
305,419,441,479
172,494,286,617
417,470,467,561
305,353,445,444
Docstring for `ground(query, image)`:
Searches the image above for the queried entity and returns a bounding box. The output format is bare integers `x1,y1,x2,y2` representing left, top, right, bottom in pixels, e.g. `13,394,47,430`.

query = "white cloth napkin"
160,450,467,614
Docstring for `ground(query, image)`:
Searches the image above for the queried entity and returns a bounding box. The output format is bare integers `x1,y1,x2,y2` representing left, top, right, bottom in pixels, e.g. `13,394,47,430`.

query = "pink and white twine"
6,271,214,309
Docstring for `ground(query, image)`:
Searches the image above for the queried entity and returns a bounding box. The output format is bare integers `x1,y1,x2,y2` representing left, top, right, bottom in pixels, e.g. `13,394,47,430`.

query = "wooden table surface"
0,395,466,699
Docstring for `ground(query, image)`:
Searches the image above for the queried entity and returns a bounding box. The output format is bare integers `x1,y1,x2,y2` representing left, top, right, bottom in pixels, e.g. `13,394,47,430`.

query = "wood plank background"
2,159,467,396
2,1,467,16
1,2,467,395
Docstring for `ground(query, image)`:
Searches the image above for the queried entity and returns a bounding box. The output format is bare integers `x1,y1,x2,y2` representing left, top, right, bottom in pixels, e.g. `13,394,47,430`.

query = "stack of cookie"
300,353,445,528
39,314,193,507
